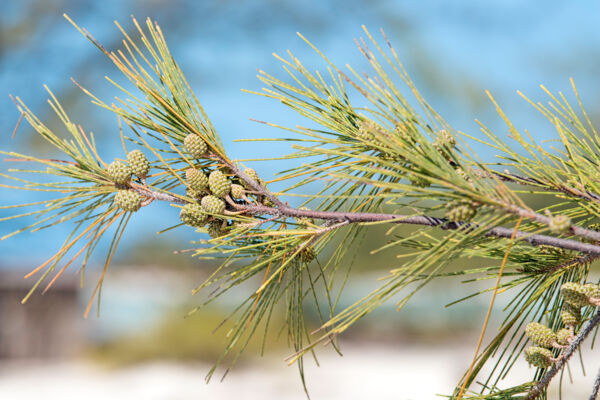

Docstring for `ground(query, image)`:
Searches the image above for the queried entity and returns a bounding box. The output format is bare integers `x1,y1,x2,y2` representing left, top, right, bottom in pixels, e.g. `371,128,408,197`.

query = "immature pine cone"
184,134,208,158
525,322,557,348
186,189,201,199
524,346,554,369
208,170,231,197
107,160,132,184
230,184,245,199
186,168,208,192
555,328,572,346
114,190,143,212
445,200,476,222
201,195,226,215
243,168,260,187
560,302,582,326
549,215,571,234
179,203,207,227
561,282,591,308
583,283,600,299
127,150,149,178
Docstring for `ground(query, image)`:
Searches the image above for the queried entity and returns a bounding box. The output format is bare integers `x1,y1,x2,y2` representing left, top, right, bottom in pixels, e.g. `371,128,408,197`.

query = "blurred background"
1,1,600,399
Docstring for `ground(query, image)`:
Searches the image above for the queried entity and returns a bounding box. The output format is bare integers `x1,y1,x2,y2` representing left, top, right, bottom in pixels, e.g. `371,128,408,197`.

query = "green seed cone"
525,322,557,348
243,168,259,188
445,200,476,222
179,203,207,227
561,302,582,326
549,215,571,234
561,282,590,308
230,184,245,199
201,195,225,215
524,346,554,369
107,160,132,184
583,283,600,299
186,168,208,192
184,134,208,158
114,190,143,212
556,328,571,346
208,170,231,198
127,150,149,178
186,189,201,199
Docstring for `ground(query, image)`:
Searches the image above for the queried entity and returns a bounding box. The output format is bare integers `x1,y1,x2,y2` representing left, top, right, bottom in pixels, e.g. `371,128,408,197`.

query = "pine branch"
126,178,600,256
527,309,600,399
237,203,600,254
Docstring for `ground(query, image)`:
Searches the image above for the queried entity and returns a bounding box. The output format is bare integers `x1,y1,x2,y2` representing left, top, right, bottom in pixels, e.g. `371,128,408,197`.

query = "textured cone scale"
107,160,132,184
556,328,571,346
186,168,208,192
561,302,582,326
114,190,143,212
184,134,208,158
208,170,231,198
549,215,571,234
186,188,202,199
445,200,476,222
524,346,554,369
201,195,225,215
127,150,149,178
583,283,600,299
243,168,260,188
179,203,207,227
230,184,245,199
561,282,591,307
525,322,557,348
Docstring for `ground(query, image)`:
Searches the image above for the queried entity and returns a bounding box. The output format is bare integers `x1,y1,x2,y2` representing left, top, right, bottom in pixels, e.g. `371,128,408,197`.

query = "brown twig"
132,183,600,255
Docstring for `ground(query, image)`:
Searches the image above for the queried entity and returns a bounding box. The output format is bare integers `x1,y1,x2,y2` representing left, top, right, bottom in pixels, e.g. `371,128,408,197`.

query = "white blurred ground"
0,343,596,400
